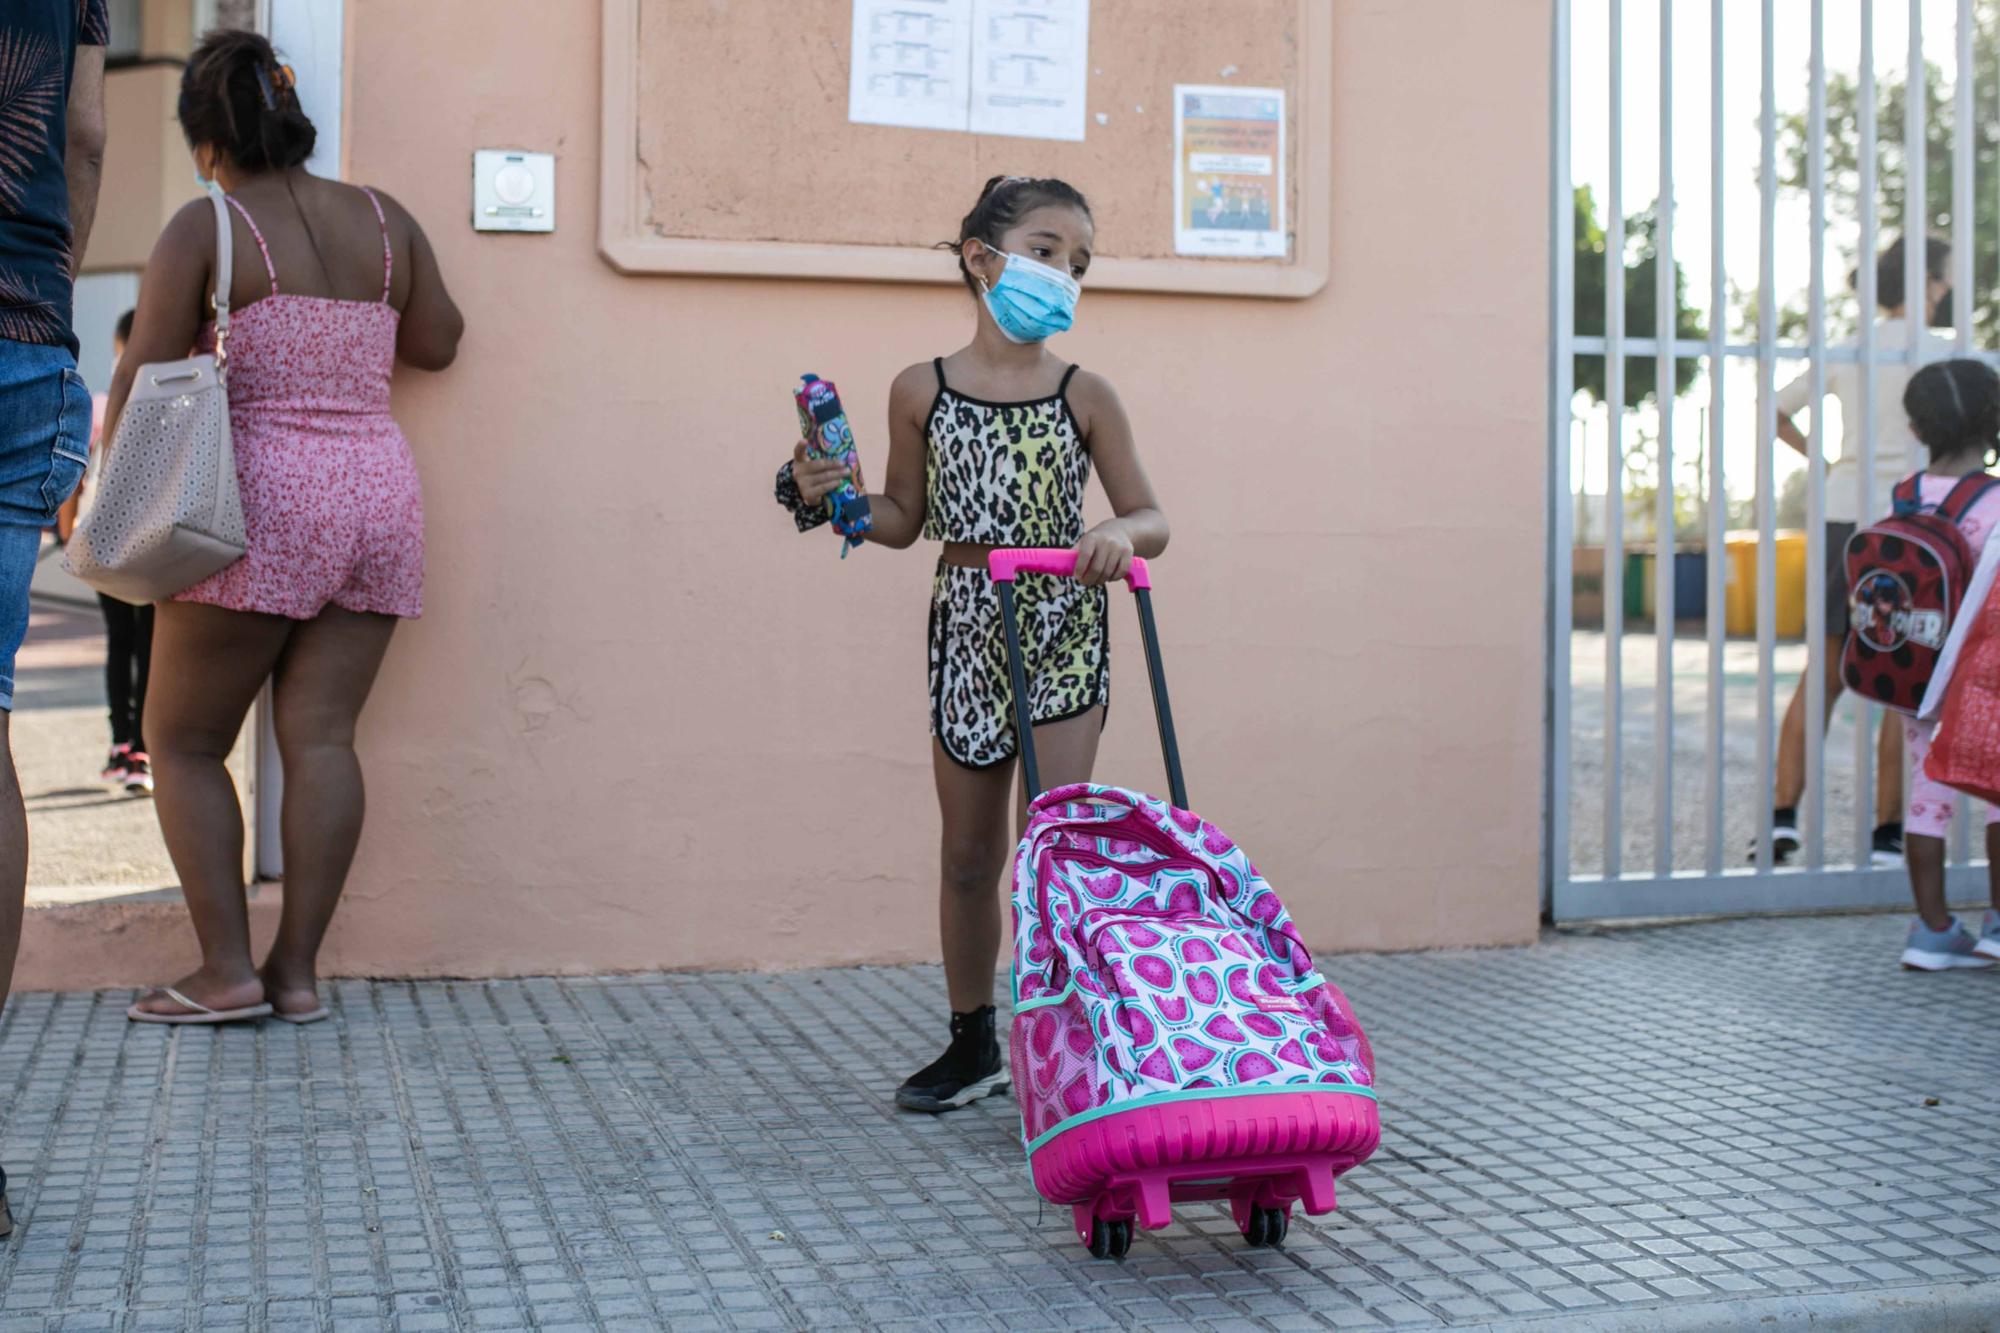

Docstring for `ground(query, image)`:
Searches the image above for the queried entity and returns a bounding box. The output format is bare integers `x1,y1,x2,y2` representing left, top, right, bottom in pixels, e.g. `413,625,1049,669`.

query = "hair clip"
254,63,296,110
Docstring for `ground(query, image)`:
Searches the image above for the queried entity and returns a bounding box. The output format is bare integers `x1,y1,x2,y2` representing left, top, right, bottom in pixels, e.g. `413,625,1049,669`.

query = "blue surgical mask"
980,251,1080,344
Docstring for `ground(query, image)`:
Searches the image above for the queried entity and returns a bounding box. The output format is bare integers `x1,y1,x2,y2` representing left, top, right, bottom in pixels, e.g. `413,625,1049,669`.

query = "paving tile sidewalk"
1,914,1997,1331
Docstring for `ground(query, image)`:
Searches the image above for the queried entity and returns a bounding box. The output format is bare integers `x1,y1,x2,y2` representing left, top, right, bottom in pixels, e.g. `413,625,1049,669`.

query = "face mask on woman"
978,250,1080,344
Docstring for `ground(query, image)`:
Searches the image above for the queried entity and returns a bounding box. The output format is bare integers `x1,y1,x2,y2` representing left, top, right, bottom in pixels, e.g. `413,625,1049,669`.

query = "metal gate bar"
1703,0,1727,879
1604,0,1627,883
1549,0,1996,920
1654,0,1676,880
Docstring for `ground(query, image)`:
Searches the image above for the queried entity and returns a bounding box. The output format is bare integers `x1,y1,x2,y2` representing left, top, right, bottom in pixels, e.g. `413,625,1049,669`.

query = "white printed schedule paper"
848,0,1089,141
969,0,1089,142
849,0,974,132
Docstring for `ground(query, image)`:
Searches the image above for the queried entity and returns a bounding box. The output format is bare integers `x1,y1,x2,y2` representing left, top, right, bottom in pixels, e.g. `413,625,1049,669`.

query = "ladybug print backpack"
1842,472,2000,714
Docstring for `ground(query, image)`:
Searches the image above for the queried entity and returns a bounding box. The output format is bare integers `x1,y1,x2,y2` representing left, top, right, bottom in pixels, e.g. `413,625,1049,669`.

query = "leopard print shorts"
928,562,1109,769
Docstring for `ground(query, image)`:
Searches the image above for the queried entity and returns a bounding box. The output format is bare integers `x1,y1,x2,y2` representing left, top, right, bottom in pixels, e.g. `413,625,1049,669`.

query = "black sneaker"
895,1006,1008,1113
1,1164,13,1239
1872,821,1906,869
1750,809,1801,865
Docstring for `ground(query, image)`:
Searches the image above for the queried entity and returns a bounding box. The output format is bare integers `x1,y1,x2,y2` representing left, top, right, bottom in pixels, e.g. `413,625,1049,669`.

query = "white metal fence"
1549,0,1998,919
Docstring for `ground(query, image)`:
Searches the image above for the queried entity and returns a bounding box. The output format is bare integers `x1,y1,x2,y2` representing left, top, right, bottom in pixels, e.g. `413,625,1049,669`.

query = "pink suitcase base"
1026,1089,1380,1252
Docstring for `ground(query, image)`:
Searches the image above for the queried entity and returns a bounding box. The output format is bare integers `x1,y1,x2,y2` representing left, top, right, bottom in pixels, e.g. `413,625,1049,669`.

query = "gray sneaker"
1976,909,2000,961
1901,917,1997,971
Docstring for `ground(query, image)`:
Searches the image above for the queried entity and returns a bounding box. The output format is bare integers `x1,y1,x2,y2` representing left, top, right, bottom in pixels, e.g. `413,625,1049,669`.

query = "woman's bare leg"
135,602,292,1015
260,607,397,1016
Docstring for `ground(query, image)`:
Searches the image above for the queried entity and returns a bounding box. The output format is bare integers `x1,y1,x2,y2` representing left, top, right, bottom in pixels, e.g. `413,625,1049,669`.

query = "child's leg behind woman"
131,602,153,752
97,593,137,749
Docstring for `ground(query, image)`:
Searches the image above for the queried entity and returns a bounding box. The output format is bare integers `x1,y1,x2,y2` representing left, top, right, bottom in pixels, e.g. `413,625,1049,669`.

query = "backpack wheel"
1243,1204,1287,1248
1108,1218,1133,1259
1087,1217,1113,1259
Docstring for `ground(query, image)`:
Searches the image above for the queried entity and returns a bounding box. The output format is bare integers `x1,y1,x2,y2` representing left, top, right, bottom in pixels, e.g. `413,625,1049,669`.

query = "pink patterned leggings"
1904,716,2000,839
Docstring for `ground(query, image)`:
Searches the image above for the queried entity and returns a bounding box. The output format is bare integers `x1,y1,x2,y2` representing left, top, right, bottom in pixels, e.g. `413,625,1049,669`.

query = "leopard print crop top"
922,358,1091,546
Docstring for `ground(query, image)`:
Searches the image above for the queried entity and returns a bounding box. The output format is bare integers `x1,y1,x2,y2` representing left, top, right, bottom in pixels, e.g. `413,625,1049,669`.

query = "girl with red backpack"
1888,360,2000,969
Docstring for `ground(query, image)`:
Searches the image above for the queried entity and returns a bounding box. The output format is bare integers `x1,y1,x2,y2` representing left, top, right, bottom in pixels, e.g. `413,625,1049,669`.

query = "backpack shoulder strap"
1936,472,2000,523
1891,473,1925,517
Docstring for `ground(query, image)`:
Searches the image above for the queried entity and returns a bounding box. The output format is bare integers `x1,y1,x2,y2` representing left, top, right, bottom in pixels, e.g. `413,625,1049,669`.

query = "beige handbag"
64,184,247,604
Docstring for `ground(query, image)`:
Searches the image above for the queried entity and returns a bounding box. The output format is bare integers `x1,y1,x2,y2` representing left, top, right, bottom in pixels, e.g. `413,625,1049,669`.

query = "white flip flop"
126,986,274,1025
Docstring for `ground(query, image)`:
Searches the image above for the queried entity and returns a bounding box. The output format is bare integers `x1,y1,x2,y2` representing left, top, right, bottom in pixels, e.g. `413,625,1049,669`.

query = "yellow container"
1724,535,1758,636
1722,531,1809,639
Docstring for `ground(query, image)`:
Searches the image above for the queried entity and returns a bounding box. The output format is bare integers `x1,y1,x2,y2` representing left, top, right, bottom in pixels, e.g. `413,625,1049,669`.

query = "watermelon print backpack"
990,550,1380,1261
1843,472,2000,714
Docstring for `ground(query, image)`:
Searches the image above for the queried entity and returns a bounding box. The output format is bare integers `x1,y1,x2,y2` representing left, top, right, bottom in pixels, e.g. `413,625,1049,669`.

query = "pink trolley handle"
987,548,1153,590
984,547,1186,810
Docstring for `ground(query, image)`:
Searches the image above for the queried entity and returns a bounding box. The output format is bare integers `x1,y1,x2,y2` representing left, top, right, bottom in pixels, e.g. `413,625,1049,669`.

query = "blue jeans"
0,340,91,711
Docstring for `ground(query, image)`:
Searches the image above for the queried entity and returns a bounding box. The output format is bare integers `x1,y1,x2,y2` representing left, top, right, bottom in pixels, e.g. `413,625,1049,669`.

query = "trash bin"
1634,549,1707,622
1725,534,1758,636
1673,550,1706,619
1624,550,1649,618
1571,545,1605,628
1723,532,1807,638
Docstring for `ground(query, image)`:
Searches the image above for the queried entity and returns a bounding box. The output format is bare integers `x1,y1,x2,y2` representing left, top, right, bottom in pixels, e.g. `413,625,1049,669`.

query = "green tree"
1776,1,1997,341
1776,467,1809,530
1574,186,1709,407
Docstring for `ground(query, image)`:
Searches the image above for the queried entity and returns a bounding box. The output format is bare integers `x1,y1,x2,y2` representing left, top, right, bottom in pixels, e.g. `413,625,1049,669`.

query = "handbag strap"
204,183,237,523
205,182,233,368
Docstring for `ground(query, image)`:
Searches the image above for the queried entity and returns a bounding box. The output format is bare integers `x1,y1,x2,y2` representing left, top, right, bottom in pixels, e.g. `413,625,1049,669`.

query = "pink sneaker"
1975,910,2000,961
99,743,131,784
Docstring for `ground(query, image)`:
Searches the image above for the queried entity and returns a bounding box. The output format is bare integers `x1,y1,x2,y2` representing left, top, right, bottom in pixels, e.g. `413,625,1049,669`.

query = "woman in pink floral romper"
102,32,464,1024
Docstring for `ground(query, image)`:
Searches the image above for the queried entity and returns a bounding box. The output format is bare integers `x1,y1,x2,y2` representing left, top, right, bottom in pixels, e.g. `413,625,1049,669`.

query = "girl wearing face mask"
784,174,1169,1113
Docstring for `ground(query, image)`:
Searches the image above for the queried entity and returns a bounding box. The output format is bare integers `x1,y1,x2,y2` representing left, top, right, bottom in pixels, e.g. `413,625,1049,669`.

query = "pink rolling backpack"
990,549,1380,1260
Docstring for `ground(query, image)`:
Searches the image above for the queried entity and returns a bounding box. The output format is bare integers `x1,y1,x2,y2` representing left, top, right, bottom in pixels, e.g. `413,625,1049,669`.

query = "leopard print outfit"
925,359,1108,769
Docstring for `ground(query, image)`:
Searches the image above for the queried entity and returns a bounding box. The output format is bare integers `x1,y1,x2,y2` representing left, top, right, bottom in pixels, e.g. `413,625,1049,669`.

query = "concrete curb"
13,887,282,991
1472,1279,2000,1331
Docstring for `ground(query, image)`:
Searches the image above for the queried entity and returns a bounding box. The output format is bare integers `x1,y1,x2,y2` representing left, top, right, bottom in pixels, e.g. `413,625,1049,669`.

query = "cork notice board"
598,0,1331,298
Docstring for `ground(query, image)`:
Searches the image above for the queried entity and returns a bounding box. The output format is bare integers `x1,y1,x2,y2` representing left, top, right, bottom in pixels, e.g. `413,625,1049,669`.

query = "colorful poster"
1173,85,1286,258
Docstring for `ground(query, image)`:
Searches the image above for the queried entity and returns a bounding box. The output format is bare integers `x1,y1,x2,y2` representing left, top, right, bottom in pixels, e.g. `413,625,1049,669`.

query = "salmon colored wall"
86,64,200,274
256,0,1549,977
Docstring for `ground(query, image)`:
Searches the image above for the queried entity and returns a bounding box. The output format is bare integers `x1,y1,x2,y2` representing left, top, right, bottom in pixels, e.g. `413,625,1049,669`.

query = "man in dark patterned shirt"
0,0,107,1239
